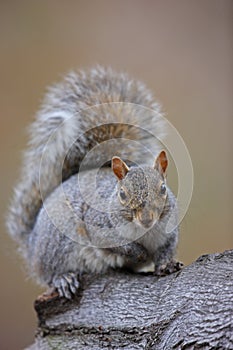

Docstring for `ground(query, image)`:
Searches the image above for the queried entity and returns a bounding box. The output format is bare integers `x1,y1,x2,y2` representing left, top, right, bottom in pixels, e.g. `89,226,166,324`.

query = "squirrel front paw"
124,242,149,264
109,242,148,264
155,260,184,277
52,272,80,299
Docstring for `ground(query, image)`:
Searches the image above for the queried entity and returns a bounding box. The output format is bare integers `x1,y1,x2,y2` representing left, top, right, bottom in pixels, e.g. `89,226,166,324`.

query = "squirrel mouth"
139,220,155,229
134,217,156,230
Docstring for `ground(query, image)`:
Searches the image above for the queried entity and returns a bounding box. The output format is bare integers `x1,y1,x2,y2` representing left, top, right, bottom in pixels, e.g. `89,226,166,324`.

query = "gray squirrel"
7,66,181,299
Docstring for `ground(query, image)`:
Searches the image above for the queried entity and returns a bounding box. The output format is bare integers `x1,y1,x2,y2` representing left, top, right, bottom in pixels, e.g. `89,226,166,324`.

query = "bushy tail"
7,66,164,251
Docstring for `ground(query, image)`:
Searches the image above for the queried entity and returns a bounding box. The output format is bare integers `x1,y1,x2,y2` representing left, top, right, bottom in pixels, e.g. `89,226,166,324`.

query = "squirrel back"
7,66,164,254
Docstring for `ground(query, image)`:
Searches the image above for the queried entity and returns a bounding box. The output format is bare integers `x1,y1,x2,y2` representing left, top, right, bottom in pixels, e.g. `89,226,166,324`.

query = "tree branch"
28,250,233,349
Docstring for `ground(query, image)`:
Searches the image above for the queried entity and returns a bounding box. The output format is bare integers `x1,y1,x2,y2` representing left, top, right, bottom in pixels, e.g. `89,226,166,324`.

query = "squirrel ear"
112,157,129,180
154,150,168,175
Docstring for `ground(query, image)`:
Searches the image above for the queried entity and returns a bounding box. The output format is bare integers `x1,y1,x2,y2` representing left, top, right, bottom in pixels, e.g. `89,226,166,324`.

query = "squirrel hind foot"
52,272,80,299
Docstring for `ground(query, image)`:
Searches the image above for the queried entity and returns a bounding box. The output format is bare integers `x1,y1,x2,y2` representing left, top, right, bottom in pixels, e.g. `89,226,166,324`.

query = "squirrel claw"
155,260,184,277
52,272,80,299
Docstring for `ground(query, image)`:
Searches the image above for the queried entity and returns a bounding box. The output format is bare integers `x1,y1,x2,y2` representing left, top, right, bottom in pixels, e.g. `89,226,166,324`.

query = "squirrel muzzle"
135,208,159,229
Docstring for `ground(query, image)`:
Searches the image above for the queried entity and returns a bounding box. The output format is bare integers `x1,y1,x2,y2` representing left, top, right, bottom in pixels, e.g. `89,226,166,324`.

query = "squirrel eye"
160,183,166,195
119,188,127,201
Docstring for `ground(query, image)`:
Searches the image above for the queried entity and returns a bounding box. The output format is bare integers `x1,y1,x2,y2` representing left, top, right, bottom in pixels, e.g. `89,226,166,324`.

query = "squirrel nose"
137,210,156,229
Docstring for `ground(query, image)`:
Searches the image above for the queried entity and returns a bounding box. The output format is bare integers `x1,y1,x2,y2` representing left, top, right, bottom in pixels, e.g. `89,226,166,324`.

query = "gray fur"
7,66,179,298
7,66,163,247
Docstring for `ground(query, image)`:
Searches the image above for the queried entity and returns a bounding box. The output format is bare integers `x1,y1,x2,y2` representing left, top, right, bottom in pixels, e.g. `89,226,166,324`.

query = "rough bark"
28,250,233,350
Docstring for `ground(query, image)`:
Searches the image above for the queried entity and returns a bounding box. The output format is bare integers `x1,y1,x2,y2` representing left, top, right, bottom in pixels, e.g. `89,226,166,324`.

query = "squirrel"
7,66,181,299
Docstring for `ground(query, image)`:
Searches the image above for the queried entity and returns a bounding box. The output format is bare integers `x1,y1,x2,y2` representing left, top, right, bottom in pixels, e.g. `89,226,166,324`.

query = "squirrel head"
112,151,168,229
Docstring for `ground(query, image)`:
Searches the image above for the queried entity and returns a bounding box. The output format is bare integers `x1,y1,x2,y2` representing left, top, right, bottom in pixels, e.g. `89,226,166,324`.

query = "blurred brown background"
0,1,232,349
